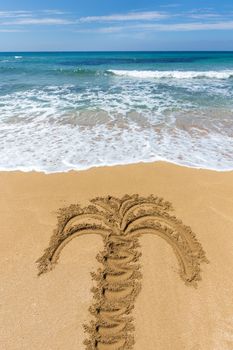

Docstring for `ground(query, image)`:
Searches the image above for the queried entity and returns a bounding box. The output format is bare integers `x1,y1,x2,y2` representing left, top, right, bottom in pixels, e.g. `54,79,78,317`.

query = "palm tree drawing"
37,194,208,350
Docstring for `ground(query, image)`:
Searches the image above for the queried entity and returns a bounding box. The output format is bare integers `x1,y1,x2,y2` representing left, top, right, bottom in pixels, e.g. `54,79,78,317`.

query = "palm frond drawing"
37,194,208,350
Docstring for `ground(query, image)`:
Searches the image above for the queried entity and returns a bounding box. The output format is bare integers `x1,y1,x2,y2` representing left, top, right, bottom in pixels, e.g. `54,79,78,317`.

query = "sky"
0,0,233,51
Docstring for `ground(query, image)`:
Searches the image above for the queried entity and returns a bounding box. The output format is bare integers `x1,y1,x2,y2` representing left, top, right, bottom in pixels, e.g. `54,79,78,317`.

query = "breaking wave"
108,69,233,79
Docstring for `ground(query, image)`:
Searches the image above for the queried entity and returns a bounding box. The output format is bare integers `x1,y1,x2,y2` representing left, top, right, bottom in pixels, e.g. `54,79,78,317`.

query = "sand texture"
0,162,233,349
37,194,207,349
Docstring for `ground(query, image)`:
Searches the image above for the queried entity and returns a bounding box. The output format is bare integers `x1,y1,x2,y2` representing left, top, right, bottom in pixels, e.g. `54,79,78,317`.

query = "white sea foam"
14,56,22,59
0,119,232,173
109,69,233,79
0,80,232,173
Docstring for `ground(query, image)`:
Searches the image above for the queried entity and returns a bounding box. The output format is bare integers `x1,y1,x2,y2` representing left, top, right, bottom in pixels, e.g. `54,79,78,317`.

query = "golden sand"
0,162,233,349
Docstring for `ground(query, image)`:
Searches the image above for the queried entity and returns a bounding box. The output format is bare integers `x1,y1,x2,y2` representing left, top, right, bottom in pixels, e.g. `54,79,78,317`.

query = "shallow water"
0,51,233,172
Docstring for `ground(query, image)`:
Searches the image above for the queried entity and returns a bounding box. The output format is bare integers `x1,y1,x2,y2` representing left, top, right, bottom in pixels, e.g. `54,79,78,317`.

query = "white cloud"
0,29,26,32
0,8,233,33
188,8,215,13
75,26,124,34
0,9,73,26
0,10,68,18
42,10,68,15
188,13,223,19
79,11,169,23
80,21,233,34
147,21,233,31
97,27,124,33
1,18,73,25
0,10,32,18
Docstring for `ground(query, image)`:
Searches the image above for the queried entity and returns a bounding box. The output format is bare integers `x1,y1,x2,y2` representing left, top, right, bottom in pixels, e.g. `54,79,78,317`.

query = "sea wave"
0,86,232,172
108,69,233,79
0,66,102,77
0,118,232,173
54,68,102,76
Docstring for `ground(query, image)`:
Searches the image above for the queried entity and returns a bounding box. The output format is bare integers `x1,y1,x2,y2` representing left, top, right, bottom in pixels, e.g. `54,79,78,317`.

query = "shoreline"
1,161,233,349
0,159,233,175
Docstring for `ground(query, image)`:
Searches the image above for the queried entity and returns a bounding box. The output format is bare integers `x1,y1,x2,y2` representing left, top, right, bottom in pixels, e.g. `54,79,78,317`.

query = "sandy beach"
0,161,233,350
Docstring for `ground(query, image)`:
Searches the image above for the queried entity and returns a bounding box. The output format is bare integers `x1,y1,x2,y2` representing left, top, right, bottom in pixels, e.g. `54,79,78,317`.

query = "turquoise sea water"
0,51,233,172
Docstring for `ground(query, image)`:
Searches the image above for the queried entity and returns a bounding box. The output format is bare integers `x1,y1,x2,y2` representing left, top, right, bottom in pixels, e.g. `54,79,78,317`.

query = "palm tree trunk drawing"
37,194,208,350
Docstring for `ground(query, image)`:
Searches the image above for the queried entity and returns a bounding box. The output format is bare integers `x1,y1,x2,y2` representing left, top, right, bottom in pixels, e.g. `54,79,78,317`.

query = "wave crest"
108,69,233,79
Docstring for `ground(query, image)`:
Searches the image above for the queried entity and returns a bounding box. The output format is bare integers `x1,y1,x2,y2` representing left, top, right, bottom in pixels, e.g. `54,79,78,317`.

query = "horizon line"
1,49,233,53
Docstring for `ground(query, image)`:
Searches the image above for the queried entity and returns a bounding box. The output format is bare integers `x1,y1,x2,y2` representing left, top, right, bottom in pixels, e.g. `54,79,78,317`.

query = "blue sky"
0,0,233,51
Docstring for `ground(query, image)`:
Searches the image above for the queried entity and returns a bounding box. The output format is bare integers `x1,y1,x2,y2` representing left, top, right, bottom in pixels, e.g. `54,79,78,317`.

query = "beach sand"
0,161,233,350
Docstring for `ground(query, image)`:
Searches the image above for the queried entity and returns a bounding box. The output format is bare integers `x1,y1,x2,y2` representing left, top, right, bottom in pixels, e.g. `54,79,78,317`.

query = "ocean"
0,51,233,173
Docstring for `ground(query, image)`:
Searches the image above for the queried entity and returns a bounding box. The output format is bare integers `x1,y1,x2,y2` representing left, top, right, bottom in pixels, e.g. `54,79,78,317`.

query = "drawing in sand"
37,194,208,350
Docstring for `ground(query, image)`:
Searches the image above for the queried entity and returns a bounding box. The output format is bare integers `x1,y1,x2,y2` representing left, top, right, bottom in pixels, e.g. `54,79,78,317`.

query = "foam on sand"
0,87,233,172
